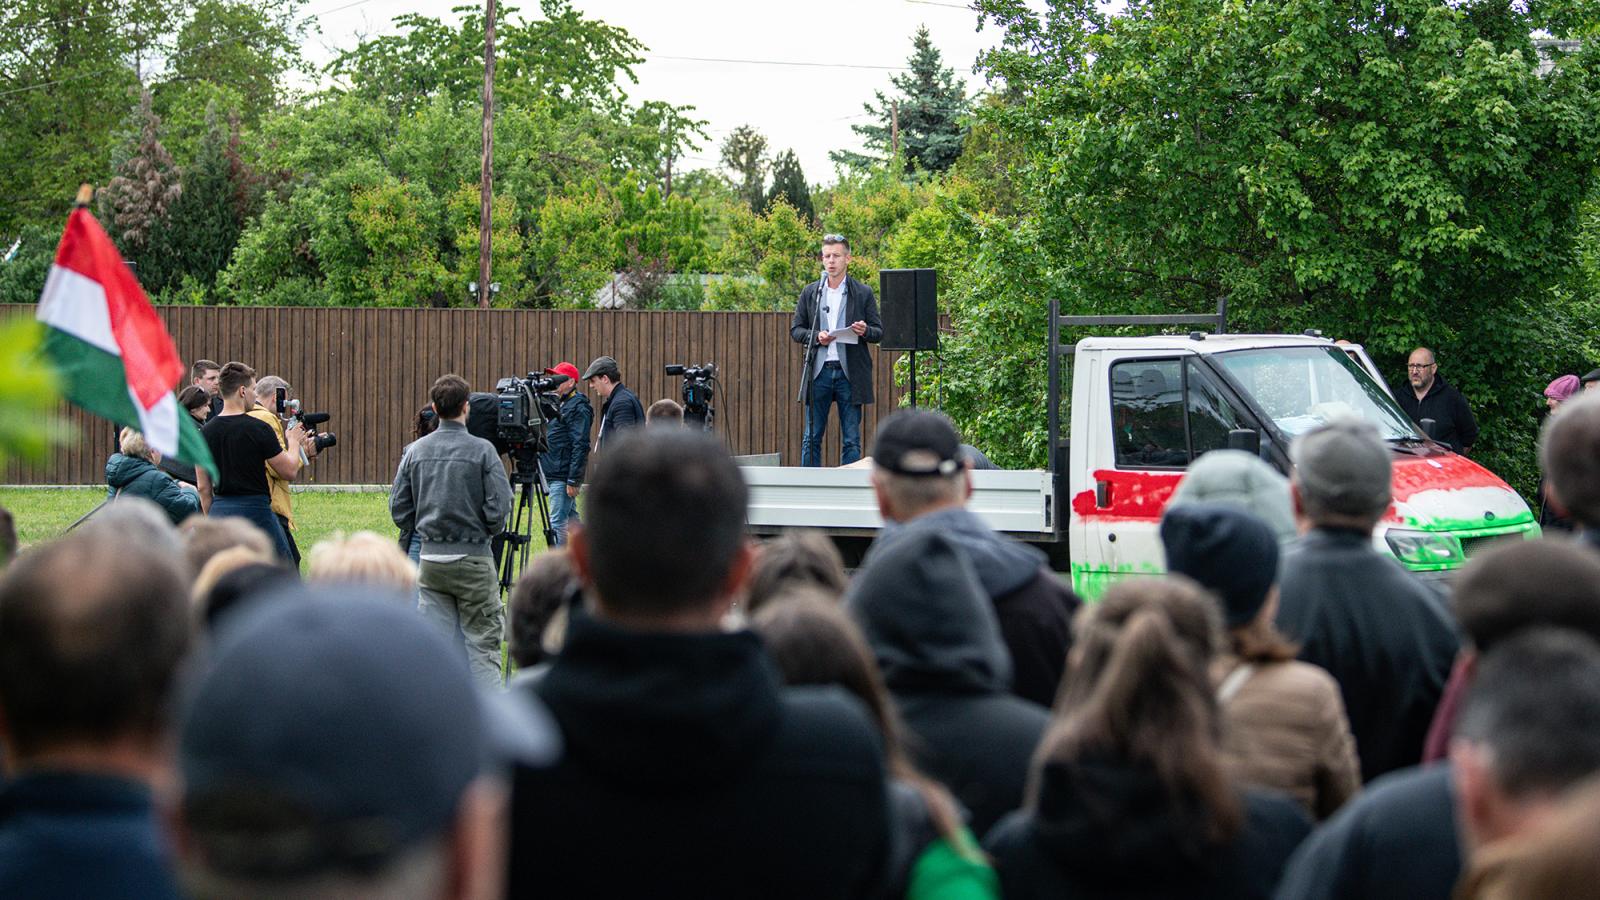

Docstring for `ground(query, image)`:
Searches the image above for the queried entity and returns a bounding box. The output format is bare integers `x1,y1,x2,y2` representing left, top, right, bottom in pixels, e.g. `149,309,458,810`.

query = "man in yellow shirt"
250,376,318,566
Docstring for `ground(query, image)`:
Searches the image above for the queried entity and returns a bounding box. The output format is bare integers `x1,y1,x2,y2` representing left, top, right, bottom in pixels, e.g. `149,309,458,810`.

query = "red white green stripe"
36,207,216,478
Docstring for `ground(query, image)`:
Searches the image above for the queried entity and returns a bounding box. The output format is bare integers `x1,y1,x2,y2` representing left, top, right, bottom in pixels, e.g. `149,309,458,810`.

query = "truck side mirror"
1226,428,1260,455
1419,418,1438,440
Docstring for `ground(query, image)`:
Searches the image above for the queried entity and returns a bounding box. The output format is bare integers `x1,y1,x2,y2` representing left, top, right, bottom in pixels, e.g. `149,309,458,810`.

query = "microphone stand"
797,270,827,404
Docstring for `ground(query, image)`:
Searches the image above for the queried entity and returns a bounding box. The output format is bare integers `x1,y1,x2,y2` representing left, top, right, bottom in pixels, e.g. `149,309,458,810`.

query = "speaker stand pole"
909,350,918,408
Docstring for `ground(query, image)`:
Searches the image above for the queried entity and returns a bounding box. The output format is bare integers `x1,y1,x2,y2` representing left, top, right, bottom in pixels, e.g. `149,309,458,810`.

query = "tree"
960,0,1600,490
99,92,183,256
164,0,307,125
766,149,813,223
144,102,248,298
832,26,968,175
720,125,768,214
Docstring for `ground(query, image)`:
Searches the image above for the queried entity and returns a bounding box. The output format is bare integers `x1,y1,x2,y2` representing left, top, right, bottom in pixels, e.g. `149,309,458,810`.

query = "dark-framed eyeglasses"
1406,362,1437,370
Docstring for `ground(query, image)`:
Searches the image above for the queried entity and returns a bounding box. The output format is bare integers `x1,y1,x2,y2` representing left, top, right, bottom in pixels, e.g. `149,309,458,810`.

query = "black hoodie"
848,529,1051,836
984,760,1311,900
507,611,890,899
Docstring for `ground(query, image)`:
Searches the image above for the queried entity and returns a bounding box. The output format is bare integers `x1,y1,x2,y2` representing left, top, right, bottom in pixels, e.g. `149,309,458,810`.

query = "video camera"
275,389,337,453
466,372,568,485
665,362,717,430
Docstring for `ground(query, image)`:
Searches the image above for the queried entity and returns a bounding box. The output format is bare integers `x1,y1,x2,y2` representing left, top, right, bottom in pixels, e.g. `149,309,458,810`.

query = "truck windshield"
1213,346,1422,441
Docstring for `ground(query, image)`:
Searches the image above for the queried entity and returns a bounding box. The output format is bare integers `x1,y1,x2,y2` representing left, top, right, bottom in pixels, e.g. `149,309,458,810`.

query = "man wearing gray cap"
581,355,645,456
1276,419,1459,783
171,589,559,900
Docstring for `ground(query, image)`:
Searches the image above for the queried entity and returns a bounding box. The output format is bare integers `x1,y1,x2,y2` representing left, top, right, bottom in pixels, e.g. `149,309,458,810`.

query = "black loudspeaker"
878,268,938,351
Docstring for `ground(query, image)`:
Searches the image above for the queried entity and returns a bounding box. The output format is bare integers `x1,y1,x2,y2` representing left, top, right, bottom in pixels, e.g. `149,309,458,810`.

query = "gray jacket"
390,419,512,557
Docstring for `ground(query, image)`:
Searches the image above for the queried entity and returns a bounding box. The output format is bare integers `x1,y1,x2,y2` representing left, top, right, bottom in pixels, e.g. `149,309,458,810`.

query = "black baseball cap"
178,588,560,879
872,408,964,477
1581,368,1600,386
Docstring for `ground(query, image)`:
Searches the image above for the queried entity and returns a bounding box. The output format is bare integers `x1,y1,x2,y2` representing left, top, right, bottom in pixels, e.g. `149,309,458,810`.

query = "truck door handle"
1095,479,1112,508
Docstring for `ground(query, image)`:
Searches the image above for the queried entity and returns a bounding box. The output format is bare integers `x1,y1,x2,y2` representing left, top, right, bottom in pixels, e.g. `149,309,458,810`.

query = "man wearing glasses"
790,234,883,466
1396,346,1479,455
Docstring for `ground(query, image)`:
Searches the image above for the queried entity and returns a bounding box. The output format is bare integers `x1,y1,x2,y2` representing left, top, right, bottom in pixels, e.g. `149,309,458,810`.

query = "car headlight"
1384,529,1464,567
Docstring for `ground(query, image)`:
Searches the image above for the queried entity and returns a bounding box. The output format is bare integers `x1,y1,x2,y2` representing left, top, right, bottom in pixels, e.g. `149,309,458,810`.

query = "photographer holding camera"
248,375,321,566
538,362,591,546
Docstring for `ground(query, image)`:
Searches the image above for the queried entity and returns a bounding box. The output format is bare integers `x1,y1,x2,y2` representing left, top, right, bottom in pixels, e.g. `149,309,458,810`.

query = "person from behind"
398,403,441,569
390,374,513,685
984,578,1312,899
180,516,273,582
171,589,559,900
537,362,591,547
1276,418,1459,782
106,427,200,526
509,430,890,899
0,530,192,899
1540,391,1600,552
200,362,303,563
746,529,850,614
306,531,418,595
1538,375,1581,531
1451,630,1600,869
1274,537,1600,900
866,409,1080,708
848,527,1050,836
1167,448,1298,542
1458,776,1600,900
647,398,685,427
581,355,644,455
753,594,1000,900
506,548,580,676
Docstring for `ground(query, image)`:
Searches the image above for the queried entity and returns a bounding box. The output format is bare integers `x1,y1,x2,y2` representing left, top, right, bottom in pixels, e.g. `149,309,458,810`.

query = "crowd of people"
10,363,1600,898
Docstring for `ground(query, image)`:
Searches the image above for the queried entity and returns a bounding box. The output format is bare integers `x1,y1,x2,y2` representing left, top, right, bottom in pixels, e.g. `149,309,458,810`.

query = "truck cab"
1064,333,1539,596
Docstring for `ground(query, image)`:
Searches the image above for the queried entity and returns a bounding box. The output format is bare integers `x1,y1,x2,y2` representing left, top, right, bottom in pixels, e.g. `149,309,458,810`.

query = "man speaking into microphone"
790,233,883,466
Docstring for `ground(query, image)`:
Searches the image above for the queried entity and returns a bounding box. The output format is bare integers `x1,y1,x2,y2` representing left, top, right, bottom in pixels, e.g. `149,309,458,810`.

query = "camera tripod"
497,451,557,595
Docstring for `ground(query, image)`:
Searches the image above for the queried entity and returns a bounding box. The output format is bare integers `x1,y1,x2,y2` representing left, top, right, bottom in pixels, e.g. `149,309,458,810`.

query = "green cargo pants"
418,555,502,685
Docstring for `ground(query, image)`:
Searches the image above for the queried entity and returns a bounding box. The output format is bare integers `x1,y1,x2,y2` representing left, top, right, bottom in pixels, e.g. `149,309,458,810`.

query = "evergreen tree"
720,125,769,214
765,149,813,223
99,92,183,255
832,26,969,175
147,102,246,297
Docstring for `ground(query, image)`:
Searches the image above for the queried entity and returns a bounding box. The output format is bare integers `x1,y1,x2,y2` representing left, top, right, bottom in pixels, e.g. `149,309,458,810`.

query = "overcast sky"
302,0,1029,187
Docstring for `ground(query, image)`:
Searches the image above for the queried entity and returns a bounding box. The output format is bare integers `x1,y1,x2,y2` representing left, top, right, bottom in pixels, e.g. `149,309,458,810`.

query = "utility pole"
891,100,900,162
477,0,497,309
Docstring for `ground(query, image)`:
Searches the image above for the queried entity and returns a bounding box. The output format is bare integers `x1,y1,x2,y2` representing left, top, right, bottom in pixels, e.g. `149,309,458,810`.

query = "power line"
0,0,380,100
905,0,977,7
647,53,908,72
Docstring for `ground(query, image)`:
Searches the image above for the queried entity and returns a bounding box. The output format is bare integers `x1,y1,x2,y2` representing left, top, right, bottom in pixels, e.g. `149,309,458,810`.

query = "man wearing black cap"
791,234,882,467
1582,368,1600,392
866,408,1079,708
172,589,559,900
1276,419,1459,783
581,355,644,456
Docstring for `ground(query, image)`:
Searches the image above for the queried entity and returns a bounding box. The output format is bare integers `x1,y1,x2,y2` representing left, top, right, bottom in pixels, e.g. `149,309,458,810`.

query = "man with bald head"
1276,419,1459,783
1396,347,1478,454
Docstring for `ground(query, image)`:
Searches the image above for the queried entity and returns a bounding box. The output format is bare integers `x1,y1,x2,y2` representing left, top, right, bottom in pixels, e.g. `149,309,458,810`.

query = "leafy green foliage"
720,125,769,214
766,149,814,224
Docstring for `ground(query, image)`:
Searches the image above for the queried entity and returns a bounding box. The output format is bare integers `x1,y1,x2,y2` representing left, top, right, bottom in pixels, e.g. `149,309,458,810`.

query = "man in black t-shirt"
201,362,304,563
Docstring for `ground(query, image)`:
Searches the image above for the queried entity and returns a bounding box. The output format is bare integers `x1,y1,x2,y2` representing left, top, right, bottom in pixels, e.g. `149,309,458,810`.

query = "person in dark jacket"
847,527,1050,837
581,355,644,455
865,408,1079,707
985,577,1311,900
1276,419,1459,783
1396,347,1479,454
1278,538,1600,900
509,430,891,899
791,234,883,466
0,529,192,900
105,428,201,525
537,362,592,546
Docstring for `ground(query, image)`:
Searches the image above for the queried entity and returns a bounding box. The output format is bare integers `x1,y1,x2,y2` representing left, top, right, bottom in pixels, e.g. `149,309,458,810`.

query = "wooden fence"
4,306,912,485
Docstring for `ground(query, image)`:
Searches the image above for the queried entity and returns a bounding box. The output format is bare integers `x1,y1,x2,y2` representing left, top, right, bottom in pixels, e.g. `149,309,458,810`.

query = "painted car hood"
1385,452,1534,531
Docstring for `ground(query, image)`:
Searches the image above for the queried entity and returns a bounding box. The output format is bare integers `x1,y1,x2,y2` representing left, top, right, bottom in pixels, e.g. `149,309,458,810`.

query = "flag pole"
74,184,92,208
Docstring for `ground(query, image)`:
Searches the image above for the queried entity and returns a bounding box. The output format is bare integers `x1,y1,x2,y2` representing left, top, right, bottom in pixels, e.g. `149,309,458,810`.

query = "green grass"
0,487,401,571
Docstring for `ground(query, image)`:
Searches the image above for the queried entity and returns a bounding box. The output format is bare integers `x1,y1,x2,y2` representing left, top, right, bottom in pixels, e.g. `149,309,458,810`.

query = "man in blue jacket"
538,362,592,546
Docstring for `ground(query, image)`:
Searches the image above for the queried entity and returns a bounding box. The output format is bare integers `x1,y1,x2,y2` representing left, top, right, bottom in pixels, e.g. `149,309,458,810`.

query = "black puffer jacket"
985,759,1311,899
539,390,593,484
508,612,890,899
848,529,1050,836
105,453,199,525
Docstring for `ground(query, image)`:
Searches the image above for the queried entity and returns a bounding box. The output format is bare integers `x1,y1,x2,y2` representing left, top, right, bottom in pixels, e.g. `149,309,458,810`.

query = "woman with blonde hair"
985,577,1311,899
307,531,418,594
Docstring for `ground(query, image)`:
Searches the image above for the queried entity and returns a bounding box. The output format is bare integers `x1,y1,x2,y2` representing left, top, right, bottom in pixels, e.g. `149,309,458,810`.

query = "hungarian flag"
35,204,217,479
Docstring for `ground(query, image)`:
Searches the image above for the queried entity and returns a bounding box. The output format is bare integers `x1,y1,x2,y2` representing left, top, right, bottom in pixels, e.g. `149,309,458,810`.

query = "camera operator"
647,399,685,427
200,362,302,563
538,362,592,546
247,375,320,566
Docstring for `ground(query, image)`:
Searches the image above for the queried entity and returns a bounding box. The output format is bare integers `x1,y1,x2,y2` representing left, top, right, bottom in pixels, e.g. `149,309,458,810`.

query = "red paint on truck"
1072,470,1183,522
